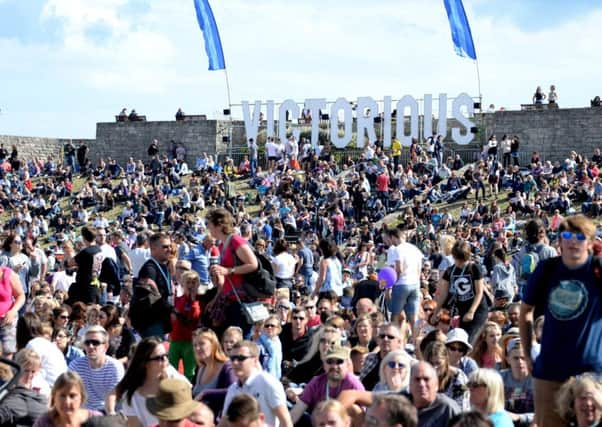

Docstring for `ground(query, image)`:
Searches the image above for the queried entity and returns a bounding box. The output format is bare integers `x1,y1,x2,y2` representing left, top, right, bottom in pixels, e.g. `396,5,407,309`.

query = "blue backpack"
520,244,543,282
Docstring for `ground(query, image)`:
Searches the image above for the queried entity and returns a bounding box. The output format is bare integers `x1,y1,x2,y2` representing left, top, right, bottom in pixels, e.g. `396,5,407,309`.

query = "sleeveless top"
0,267,13,317
322,257,344,296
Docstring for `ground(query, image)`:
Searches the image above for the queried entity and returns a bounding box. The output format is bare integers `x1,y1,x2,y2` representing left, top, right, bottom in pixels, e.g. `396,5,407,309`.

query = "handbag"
220,235,270,324
228,275,270,324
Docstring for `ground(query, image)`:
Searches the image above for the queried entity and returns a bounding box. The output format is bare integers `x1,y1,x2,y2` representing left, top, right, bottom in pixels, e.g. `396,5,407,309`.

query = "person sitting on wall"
118,108,128,121
175,108,185,121
128,109,139,121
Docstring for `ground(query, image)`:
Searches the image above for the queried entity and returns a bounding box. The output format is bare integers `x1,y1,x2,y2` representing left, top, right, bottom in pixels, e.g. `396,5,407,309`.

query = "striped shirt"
69,356,124,411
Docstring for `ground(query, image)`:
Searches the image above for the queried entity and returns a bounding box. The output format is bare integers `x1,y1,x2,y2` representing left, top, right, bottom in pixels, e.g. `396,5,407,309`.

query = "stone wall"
0,135,95,162
480,107,602,161
4,107,602,166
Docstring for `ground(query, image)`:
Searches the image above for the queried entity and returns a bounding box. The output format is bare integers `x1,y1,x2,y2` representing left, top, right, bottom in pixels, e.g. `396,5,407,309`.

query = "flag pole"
224,69,233,157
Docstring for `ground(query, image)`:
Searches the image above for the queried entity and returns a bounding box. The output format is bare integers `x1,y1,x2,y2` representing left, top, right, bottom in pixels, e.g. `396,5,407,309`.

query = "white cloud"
0,0,601,138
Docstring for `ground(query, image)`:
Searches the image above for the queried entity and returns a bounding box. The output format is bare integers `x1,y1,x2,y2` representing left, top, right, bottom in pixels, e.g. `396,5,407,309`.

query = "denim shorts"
390,284,421,318
0,317,17,354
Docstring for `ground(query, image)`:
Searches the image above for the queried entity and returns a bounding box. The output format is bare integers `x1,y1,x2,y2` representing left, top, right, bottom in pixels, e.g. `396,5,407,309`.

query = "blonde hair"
312,400,350,425
14,348,41,371
468,368,506,414
181,270,200,287
439,235,456,256
470,322,503,367
193,328,228,364
378,350,412,391
556,374,602,423
297,326,341,365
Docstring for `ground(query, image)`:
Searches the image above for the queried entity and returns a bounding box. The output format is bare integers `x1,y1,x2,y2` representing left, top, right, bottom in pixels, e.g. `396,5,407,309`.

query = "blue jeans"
390,284,420,318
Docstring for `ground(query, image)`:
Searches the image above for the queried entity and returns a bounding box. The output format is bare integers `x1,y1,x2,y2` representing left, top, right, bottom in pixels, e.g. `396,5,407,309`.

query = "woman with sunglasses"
52,327,84,366
51,306,71,331
468,368,514,427
373,349,413,393
423,341,470,410
0,234,31,297
115,337,188,427
446,328,478,377
191,328,236,416
255,314,283,380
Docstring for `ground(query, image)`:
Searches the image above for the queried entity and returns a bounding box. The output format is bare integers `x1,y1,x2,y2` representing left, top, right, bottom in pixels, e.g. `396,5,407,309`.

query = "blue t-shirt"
489,411,514,427
523,256,602,381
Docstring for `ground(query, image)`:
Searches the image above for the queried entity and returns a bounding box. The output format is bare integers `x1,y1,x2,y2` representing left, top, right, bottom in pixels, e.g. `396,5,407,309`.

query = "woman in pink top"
0,265,26,359
470,322,503,370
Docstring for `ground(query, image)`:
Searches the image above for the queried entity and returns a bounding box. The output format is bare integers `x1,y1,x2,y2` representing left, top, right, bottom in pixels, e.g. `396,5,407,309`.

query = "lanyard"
150,258,171,295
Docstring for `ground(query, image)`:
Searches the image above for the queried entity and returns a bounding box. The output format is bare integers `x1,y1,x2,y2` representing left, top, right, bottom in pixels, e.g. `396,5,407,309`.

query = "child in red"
168,270,201,382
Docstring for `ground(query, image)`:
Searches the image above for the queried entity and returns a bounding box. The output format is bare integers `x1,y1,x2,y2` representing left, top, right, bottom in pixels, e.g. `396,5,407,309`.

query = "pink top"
0,267,14,317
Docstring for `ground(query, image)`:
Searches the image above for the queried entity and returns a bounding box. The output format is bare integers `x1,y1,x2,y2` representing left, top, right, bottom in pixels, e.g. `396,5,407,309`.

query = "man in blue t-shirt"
520,215,602,427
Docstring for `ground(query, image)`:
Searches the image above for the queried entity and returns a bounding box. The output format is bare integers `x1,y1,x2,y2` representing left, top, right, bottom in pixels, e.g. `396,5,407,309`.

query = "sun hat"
446,328,473,351
146,378,201,421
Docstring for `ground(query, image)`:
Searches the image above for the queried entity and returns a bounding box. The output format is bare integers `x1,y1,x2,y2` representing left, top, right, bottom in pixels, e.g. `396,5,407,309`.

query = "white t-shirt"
273,252,297,279
386,244,400,268
395,242,423,286
129,247,151,278
121,366,188,426
26,337,68,386
223,369,288,427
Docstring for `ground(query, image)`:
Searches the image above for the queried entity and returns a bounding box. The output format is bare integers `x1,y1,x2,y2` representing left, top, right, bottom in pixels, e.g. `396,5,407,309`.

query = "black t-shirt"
442,262,486,315
279,324,312,363
74,245,103,287
138,259,171,301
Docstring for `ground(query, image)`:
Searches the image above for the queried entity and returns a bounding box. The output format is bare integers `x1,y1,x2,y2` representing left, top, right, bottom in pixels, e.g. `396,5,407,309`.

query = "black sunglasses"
84,339,104,347
325,358,345,365
379,334,397,340
230,355,253,362
148,354,169,362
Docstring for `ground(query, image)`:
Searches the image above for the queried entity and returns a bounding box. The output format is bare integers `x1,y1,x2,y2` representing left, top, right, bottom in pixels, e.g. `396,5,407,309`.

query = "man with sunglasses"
134,232,174,338
520,215,602,427
280,307,312,367
68,325,124,414
221,341,292,427
289,346,364,425
360,323,405,390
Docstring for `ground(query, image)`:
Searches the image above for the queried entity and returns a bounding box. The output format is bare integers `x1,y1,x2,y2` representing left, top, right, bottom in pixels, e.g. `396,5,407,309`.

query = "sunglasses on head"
560,231,587,241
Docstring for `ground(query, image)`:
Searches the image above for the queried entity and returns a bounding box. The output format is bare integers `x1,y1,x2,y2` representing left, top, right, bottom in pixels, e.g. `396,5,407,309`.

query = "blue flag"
193,0,226,70
443,0,477,60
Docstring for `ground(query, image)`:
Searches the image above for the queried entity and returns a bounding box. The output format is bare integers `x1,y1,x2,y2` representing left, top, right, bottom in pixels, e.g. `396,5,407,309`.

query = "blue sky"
0,0,601,139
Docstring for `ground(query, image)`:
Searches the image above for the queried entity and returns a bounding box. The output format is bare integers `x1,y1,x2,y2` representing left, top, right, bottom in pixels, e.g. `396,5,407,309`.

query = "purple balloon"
377,267,397,289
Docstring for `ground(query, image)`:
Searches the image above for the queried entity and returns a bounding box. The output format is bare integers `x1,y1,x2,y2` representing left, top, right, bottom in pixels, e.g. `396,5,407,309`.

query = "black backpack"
227,241,276,299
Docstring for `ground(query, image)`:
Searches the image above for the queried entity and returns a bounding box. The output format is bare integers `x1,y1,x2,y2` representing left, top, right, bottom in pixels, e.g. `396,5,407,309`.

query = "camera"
209,256,220,267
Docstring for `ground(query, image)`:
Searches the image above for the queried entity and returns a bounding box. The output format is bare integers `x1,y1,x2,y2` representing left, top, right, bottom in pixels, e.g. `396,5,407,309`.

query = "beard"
327,370,343,382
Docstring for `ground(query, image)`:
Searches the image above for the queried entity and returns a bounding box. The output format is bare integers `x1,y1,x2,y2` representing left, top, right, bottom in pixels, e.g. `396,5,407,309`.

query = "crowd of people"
0,132,601,427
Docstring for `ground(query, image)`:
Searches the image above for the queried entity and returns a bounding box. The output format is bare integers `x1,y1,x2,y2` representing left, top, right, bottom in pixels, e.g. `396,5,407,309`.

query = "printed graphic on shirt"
450,273,475,302
548,280,588,321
